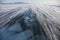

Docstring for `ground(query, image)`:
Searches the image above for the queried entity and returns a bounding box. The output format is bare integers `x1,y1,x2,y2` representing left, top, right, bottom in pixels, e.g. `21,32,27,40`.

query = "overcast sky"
0,0,59,2
0,0,60,4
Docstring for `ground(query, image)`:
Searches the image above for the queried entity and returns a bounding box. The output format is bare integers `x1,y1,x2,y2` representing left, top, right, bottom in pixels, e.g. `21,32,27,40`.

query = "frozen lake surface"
0,4,60,40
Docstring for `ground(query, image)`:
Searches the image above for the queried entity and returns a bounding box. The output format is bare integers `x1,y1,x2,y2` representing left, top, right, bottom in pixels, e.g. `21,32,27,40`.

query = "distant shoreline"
0,2,28,4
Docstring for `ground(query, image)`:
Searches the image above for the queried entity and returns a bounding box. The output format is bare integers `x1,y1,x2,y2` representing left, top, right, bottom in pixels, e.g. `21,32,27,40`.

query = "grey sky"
0,0,60,3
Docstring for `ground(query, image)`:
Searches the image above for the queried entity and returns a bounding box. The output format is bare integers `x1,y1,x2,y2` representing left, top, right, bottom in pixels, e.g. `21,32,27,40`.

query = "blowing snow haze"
0,0,60,40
